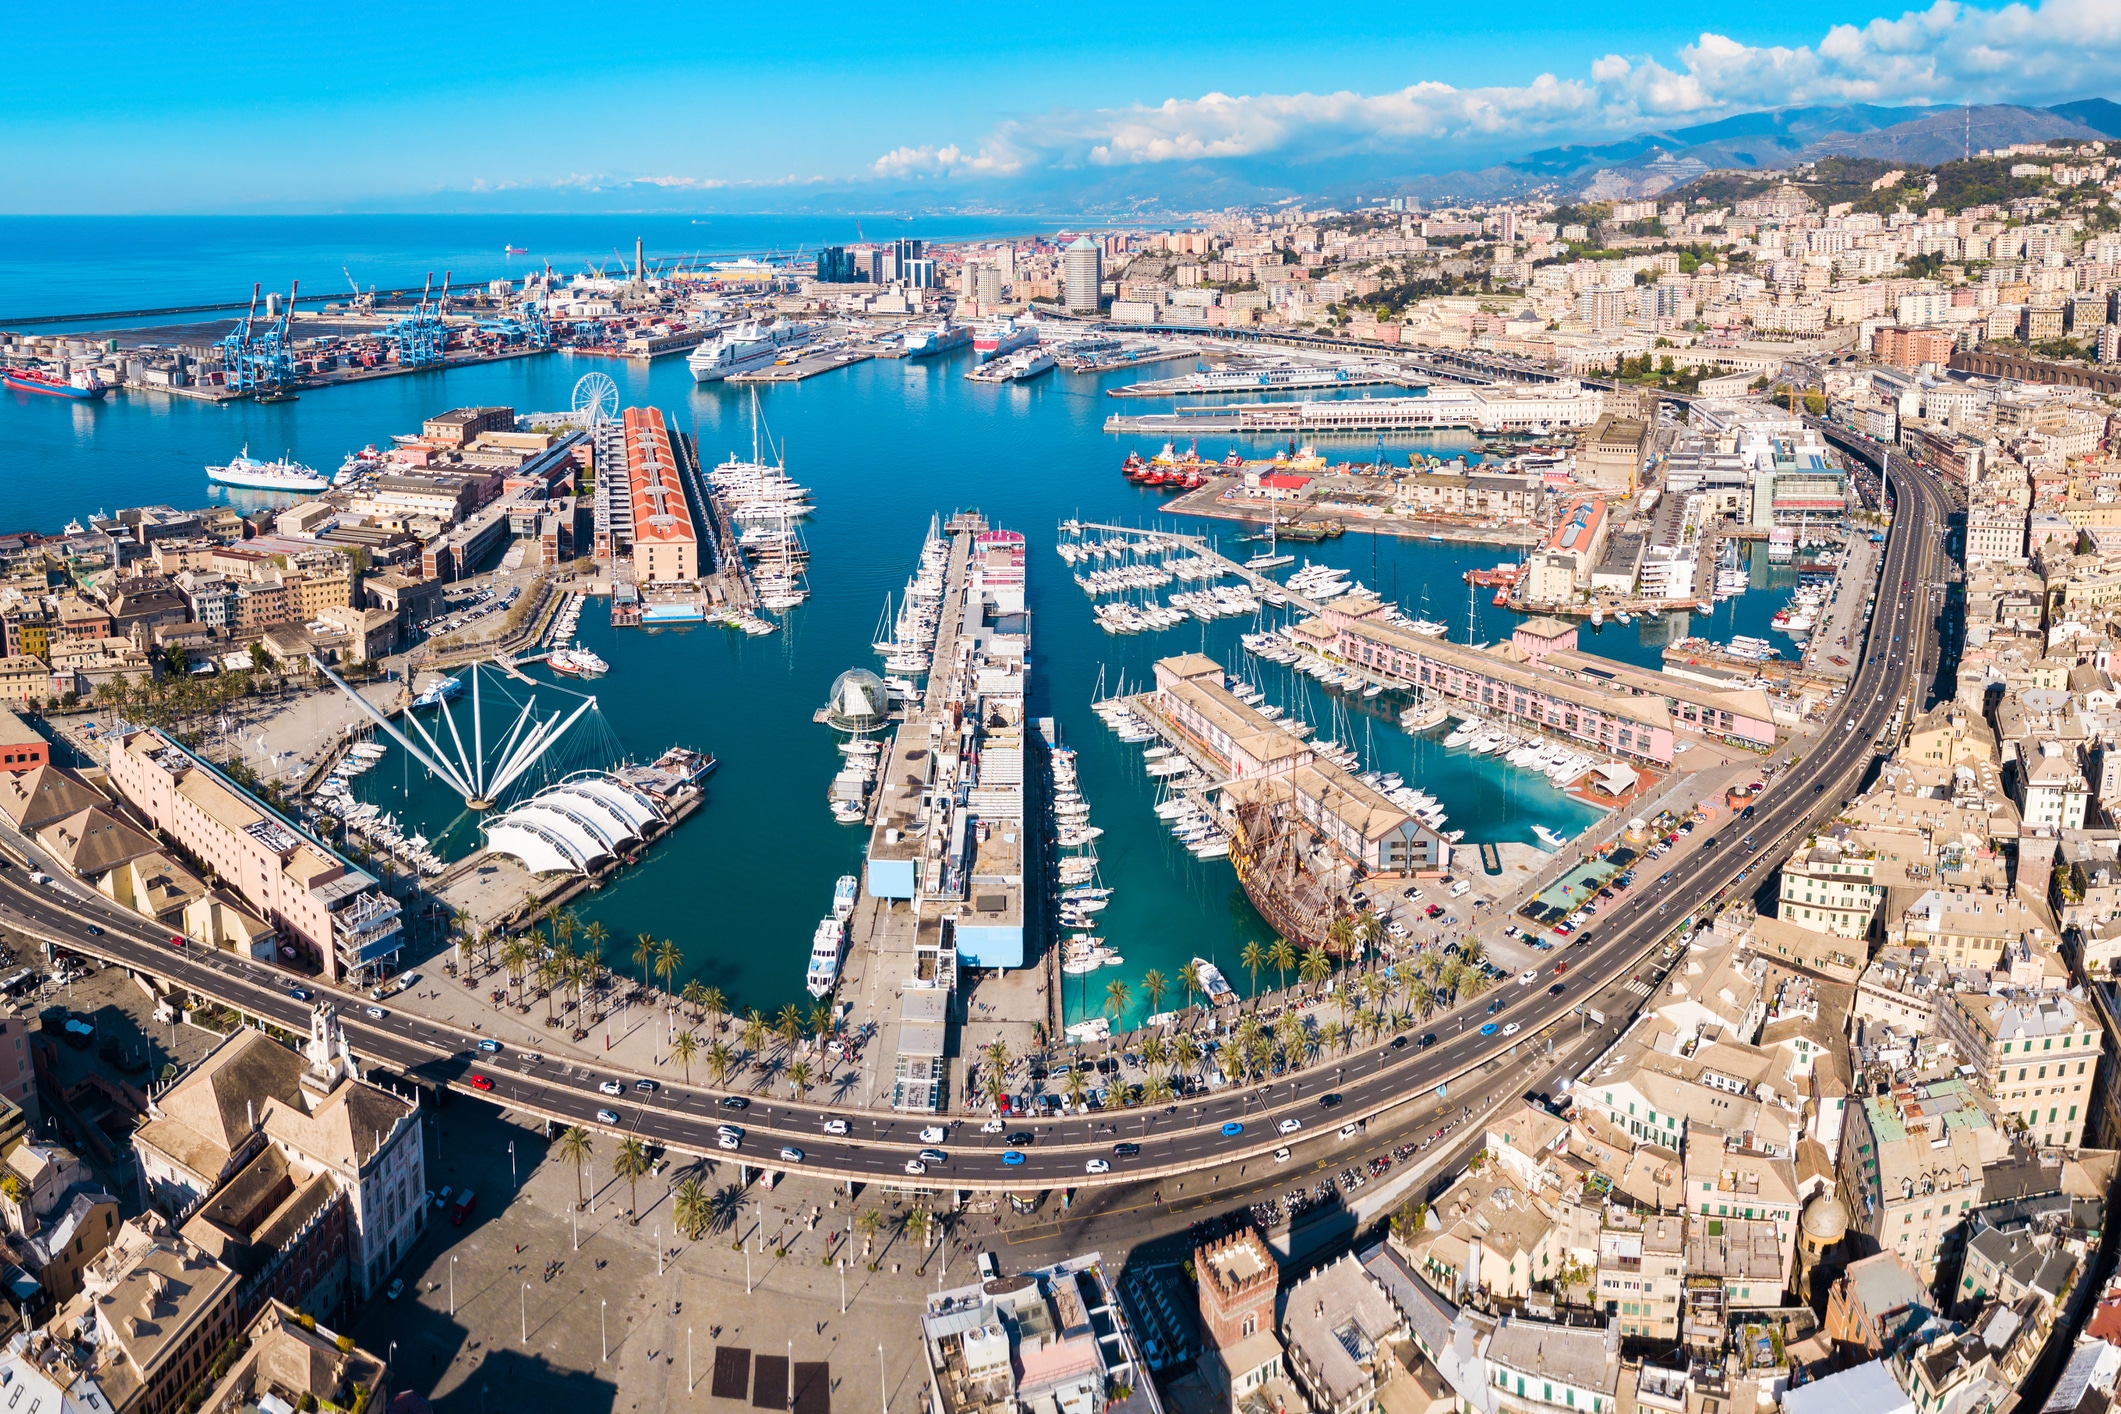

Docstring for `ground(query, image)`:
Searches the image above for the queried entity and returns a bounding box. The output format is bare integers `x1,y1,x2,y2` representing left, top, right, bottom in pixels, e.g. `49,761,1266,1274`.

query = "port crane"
386,271,449,368
341,266,374,313
216,280,298,391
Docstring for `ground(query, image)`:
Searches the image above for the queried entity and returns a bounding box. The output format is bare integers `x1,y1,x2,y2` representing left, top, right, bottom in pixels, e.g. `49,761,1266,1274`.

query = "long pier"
1104,395,1481,435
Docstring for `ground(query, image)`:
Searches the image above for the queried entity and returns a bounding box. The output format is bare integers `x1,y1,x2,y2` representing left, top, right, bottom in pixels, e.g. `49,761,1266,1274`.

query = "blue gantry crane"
216,281,298,391
387,271,450,368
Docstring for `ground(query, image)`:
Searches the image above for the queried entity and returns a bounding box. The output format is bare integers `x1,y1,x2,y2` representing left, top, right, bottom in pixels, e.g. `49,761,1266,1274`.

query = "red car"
1553,961,1569,975
468,1074,494,1092
167,935,184,949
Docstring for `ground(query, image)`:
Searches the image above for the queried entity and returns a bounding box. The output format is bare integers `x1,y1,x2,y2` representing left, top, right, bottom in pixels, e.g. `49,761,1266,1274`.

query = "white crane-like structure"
312,658,601,809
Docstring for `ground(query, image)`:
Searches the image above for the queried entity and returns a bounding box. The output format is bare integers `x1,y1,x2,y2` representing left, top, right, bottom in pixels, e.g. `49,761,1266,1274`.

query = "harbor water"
4,295,1801,1033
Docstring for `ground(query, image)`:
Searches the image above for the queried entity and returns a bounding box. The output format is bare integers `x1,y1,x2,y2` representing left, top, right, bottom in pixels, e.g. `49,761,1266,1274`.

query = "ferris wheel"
572,372,619,428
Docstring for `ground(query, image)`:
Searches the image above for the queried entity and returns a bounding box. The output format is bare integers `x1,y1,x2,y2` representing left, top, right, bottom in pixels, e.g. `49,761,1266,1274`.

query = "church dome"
1800,1190,1849,1245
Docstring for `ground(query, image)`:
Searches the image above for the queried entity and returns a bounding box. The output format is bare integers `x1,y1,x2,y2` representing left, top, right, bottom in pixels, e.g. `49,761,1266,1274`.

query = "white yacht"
805,917,847,997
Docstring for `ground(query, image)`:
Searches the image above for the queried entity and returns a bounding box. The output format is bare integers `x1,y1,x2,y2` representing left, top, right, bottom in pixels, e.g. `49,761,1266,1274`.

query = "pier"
728,346,875,383
1105,395,1476,435
1103,363,1420,398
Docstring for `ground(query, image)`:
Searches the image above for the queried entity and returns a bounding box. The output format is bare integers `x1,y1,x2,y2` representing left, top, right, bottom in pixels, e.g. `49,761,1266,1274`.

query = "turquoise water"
4,335,1796,1028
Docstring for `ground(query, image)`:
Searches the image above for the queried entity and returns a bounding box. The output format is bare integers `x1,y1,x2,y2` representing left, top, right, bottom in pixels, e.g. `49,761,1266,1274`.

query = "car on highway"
634,1079,657,1093
918,1148,949,1165
1501,1023,1521,1037
1339,1121,1360,1138
719,1096,750,1111
1273,1146,1292,1163
1006,1131,1034,1146
980,1119,1004,1133
1549,983,1566,996
778,1146,805,1163
918,1125,947,1143
1419,1033,1436,1048
1086,1159,1111,1175
365,1005,387,1020
1001,1149,1026,1166
1113,1142,1140,1157
719,1133,741,1151
822,1118,849,1135
903,1159,927,1176
85,926,101,936
1517,969,1537,985
1388,1035,1408,1051
476,1038,502,1053
468,1074,494,1091
595,1109,620,1124
1317,1093,1342,1109
598,1080,624,1096
1221,1121,1245,1137
168,935,183,949
1552,961,1568,975
1479,1023,1498,1036
717,1125,744,1142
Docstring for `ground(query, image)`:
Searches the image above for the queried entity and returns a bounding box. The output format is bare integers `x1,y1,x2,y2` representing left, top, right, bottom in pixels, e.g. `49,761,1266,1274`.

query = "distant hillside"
2050,98,2121,139
1800,104,2103,164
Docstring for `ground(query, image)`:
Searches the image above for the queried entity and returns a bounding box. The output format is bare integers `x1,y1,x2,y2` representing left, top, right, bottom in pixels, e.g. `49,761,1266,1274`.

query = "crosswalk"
1619,978,1653,998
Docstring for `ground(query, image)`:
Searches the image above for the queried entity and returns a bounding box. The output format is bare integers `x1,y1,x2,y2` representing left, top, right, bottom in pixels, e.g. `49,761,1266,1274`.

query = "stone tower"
1196,1229,1280,1352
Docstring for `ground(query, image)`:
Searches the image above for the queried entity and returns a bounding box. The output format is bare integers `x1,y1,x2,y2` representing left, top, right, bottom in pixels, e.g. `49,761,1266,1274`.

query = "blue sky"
5,0,2117,211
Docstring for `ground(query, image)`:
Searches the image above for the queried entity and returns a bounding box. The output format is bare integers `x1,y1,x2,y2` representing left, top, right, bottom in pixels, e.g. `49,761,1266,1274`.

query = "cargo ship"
3,366,107,401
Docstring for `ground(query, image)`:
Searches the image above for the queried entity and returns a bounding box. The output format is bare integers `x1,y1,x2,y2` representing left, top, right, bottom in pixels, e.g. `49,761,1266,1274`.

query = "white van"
1448,879,1471,898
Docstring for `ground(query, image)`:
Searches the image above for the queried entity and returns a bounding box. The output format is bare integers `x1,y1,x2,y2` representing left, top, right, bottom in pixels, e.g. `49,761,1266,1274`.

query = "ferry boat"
206,448,330,493
335,445,383,486
410,674,464,708
985,348,1056,381
687,320,820,382
900,320,971,358
548,645,609,678
3,365,107,400
972,317,1040,363
1192,957,1236,1006
805,917,847,998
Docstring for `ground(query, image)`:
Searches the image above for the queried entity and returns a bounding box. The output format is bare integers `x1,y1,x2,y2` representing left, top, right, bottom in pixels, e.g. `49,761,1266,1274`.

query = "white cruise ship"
805,916,847,997
687,320,821,382
972,317,1040,363
207,448,329,494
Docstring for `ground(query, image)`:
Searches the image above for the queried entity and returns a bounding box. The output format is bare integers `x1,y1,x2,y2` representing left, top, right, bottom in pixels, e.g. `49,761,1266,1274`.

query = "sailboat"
1246,519,1294,571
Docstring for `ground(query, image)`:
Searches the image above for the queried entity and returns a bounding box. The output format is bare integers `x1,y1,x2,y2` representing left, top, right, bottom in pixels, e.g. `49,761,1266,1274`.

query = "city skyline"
5,0,2118,213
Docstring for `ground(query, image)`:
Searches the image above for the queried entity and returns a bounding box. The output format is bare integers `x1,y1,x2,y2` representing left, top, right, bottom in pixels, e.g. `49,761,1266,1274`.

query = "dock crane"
216,284,263,391
215,281,297,391
386,272,448,368
341,266,373,313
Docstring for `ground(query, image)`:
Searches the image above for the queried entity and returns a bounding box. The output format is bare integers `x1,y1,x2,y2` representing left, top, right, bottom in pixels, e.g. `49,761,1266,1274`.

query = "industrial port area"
12,129,2121,1414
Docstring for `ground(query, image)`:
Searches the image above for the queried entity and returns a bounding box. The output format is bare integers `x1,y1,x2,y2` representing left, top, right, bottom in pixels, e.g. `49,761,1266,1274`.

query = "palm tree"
583,919,607,979
1143,1072,1175,1105
557,1126,593,1211
1407,976,1434,1021
1275,1012,1306,1069
671,1030,700,1084
653,938,682,1014
1232,1014,1263,1081
701,986,727,1034
1140,1034,1167,1078
1357,914,1386,968
1461,937,1487,971
1179,960,1202,1014
632,932,656,992
1323,1019,1351,1055
536,954,564,1023
682,979,708,1022
674,1176,711,1240
1360,970,1388,1024
775,1003,803,1051
787,1058,814,1101
1063,1067,1090,1113
1173,1033,1201,1086
1103,977,1131,1035
500,938,530,1004
1298,944,1332,998
1326,914,1355,961
1141,968,1168,1021
857,1207,884,1258
705,1040,736,1088
1268,937,1296,994
981,1038,1010,1110
808,1000,835,1042
1239,940,1265,1005
612,1136,650,1224
740,1010,768,1066
1462,967,1491,1000
904,1206,932,1256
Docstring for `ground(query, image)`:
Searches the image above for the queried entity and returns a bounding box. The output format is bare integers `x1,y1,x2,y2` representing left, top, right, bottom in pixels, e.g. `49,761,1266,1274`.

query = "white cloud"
874,0,2121,178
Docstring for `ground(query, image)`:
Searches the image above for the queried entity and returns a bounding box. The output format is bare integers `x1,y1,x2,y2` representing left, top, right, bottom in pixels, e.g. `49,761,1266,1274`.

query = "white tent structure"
482,773,666,876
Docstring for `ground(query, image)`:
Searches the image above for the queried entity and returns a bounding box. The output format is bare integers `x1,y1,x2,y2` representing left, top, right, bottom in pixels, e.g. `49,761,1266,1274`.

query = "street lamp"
601,1300,608,1363
449,1255,456,1316
521,1283,528,1345
879,1343,888,1414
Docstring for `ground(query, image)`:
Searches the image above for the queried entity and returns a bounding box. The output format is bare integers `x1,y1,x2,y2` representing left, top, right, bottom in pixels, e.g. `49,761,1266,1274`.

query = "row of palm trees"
1074,930,1492,1096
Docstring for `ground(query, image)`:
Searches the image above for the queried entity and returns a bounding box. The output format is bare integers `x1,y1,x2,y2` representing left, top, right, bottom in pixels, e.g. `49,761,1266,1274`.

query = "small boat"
1532,825,1567,850
549,645,609,678
832,874,859,920
1192,957,1236,1005
410,675,464,709
805,917,847,997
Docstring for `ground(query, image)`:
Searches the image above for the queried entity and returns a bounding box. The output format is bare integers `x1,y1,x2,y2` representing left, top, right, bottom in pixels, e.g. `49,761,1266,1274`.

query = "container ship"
4,366,107,401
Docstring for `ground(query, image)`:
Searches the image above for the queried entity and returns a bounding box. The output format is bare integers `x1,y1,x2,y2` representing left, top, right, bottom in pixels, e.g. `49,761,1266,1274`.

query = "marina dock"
728,346,875,383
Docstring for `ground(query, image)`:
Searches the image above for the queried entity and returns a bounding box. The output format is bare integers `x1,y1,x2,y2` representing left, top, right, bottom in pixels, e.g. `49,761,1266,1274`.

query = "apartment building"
1837,1078,2007,1281
1596,1210,1682,1339
1936,986,2100,1149
1778,833,1885,938
106,728,401,984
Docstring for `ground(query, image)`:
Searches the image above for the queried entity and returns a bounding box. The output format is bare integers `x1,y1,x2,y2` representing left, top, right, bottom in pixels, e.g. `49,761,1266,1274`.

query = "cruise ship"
686,320,820,382
206,448,330,493
972,317,1040,363
805,916,847,998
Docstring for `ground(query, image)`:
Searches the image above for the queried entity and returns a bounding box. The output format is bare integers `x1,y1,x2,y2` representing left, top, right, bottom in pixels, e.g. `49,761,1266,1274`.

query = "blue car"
1479,1022,1498,1036
1001,1149,1026,1167
1221,1121,1244,1137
